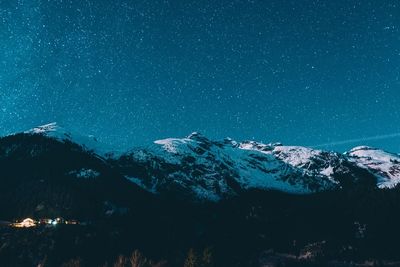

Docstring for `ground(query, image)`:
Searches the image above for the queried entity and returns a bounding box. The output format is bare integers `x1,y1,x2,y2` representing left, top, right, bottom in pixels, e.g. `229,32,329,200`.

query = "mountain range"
2,123,400,266
7,122,399,201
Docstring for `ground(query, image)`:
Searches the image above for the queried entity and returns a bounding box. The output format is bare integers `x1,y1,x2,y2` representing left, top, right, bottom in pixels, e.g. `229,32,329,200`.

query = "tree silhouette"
184,249,198,267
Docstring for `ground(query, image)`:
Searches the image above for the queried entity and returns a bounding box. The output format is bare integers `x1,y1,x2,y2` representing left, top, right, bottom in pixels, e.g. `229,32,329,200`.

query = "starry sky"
0,0,399,152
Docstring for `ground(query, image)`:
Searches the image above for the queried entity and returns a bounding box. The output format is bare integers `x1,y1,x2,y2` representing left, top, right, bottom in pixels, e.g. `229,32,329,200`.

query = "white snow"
15,124,400,198
29,122,60,134
320,165,334,177
154,138,192,154
147,135,342,198
239,142,338,180
272,146,322,167
347,146,400,188
25,122,122,158
69,169,100,179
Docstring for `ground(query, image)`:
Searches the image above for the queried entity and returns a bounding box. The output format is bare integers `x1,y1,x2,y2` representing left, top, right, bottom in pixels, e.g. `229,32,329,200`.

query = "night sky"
0,0,399,152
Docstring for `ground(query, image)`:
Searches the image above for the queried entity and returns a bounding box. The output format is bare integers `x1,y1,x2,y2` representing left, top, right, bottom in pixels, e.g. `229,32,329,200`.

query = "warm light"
12,218,36,228
10,217,80,228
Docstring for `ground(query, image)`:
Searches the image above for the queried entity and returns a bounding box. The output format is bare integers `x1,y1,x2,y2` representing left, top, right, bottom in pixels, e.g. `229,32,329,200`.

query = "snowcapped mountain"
2,124,399,201
346,146,400,189
3,125,400,267
117,132,373,200
25,122,120,157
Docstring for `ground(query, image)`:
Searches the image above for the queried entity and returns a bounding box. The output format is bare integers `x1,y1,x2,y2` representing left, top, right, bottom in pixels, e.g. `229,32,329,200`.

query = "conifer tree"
183,249,197,267
130,250,147,267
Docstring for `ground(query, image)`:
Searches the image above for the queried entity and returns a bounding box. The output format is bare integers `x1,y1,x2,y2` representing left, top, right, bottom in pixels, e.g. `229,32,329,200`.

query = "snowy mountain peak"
347,146,400,188
27,122,62,134
347,146,377,154
24,123,118,157
25,122,76,141
238,140,275,152
187,131,202,138
272,146,324,166
7,127,400,201
153,138,191,154
186,132,211,143
347,146,399,162
126,134,355,200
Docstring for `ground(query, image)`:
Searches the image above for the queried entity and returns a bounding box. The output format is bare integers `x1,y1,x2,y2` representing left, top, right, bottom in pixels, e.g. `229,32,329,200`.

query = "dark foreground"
2,188,400,267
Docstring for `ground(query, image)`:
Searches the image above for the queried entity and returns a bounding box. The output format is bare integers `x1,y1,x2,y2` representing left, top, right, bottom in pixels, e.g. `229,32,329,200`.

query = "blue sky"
0,0,399,152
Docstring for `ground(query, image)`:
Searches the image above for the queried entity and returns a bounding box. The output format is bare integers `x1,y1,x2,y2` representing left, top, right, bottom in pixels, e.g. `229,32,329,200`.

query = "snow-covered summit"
7,126,400,201
236,142,342,183
121,134,350,200
346,146,400,188
27,122,60,134
119,133,400,200
187,131,208,141
24,122,119,157
26,122,76,140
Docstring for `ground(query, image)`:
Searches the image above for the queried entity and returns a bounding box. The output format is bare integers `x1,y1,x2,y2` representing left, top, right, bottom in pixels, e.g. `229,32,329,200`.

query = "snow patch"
69,169,100,179
272,146,322,167
347,146,400,188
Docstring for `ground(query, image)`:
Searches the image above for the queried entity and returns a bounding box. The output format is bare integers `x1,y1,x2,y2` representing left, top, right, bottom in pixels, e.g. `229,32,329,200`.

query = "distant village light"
10,217,80,228
12,218,36,228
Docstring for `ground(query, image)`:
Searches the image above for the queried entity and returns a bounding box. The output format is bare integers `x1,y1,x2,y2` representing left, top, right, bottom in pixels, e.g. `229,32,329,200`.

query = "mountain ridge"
2,122,399,201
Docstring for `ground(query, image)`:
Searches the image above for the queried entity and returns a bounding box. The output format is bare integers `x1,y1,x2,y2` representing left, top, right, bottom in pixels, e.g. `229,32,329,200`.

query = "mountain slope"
346,146,400,189
0,130,152,219
1,123,398,202
25,122,120,157
116,132,376,200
